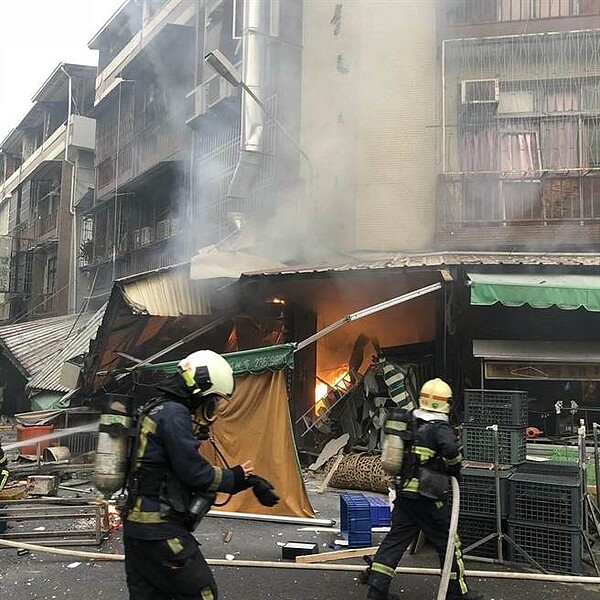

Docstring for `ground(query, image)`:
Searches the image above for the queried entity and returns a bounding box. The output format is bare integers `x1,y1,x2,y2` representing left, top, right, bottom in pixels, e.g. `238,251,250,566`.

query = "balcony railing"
438,173,600,227
38,211,58,237
447,0,600,25
96,119,187,199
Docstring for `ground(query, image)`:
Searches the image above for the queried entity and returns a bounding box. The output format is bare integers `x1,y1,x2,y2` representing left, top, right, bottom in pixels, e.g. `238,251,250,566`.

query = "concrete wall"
301,0,438,253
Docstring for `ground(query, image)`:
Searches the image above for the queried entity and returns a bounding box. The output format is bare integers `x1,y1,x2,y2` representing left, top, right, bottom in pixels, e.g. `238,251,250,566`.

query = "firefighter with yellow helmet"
365,378,483,600
122,349,279,600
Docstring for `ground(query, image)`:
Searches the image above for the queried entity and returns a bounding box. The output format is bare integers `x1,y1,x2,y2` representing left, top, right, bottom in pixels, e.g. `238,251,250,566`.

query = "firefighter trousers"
367,496,468,599
124,532,217,599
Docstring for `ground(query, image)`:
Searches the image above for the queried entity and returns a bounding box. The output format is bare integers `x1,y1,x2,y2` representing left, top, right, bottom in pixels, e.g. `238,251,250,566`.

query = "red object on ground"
16,424,55,456
526,426,543,438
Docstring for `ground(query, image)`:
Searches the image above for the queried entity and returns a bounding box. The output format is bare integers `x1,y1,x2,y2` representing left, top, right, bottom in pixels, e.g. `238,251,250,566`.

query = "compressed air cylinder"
93,412,132,497
380,408,411,475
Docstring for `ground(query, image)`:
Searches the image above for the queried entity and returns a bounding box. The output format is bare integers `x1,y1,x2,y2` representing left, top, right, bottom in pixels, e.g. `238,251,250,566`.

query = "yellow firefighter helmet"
418,378,452,414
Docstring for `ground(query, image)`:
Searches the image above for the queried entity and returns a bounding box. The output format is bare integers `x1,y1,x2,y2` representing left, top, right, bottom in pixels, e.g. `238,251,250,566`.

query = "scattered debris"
66,562,81,569
223,529,233,543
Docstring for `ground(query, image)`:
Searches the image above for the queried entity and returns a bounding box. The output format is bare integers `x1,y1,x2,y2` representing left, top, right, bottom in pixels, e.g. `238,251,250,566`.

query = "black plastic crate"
460,466,513,517
462,426,526,465
508,472,581,527
464,389,528,427
516,461,581,479
507,520,582,574
458,515,504,559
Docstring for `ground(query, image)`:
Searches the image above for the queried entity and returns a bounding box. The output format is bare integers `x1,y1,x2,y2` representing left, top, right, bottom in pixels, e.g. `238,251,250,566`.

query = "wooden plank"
317,451,344,494
296,545,379,564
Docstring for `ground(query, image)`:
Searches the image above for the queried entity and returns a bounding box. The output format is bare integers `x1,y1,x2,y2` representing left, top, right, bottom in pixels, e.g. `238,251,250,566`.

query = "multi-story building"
438,0,600,249
84,0,307,307
0,64,96,321
83,0,193,306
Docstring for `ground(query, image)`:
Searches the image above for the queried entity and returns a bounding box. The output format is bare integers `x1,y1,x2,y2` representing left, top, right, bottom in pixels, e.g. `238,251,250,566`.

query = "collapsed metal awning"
474,339,600,381
468,273,600,312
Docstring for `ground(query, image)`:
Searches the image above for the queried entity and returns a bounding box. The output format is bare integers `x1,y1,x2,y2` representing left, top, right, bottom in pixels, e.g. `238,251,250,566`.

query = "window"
500,130,540,174
585,124,600,167
45,256,57,294
460,125,499,172
540,120,579,169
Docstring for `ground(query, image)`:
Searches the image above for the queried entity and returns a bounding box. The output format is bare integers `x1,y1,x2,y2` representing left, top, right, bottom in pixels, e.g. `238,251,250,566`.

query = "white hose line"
1,538,599,584
437,476,460,600
0,538,124,561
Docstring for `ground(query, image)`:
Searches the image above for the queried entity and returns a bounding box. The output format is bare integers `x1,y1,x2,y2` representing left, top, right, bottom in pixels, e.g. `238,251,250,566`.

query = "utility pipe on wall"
59,65,78,314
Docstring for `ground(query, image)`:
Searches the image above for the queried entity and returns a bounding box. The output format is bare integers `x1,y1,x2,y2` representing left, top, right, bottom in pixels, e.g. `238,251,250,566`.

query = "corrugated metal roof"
119,262,213,316
27,305,107,393
239,251,600,278
0,314,83,377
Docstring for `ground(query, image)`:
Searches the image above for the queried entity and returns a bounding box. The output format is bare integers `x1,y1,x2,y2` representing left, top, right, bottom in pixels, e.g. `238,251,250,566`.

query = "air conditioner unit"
156,219,171,241
186,77,237,123
133,227,154,249
461,79,500,105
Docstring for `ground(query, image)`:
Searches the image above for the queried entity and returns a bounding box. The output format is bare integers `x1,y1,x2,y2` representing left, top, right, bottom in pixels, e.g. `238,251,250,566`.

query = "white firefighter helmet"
418,378,452,414
177,350,235,398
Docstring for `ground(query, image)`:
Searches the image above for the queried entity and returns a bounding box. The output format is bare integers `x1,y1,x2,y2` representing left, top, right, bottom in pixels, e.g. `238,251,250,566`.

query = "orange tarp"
201,371,315,518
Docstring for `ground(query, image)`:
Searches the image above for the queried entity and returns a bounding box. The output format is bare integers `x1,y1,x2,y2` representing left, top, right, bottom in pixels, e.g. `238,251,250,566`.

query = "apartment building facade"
0,64,96,322
438,0,600,249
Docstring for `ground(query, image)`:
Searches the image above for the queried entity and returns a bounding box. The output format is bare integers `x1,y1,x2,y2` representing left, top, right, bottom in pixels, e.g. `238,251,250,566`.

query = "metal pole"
593,423,600,506
489,424,503,562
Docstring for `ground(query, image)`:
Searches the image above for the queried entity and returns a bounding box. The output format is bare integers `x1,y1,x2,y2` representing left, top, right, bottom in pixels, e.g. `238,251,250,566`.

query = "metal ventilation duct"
227,0,268,199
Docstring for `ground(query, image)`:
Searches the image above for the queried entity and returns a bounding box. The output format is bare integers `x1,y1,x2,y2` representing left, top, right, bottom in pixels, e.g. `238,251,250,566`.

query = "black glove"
246,475,280,507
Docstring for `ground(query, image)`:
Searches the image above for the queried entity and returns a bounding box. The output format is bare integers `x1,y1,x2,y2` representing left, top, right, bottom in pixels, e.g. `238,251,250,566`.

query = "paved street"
1,474,600,599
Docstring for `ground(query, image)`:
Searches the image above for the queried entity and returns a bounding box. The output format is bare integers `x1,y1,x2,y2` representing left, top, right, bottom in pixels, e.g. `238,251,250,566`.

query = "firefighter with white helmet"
365,378,483,600
123,349,279,600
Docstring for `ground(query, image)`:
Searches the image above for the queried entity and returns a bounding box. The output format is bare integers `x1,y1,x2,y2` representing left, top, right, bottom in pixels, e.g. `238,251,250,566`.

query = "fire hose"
0,474,598,585
1,536,600,583
437,475,460,600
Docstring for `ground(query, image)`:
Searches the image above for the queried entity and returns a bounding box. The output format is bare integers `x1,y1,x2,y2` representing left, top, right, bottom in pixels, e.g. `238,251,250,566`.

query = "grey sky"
0,0,124,142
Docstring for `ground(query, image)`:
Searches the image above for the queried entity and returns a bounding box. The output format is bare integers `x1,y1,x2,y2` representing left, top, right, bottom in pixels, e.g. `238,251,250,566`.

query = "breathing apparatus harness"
95,362,234,531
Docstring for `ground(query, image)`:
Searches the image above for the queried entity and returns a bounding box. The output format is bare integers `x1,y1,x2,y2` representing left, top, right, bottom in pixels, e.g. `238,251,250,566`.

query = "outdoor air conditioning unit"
186,77,237,123
156,219,172,241
461,79,500,105
133,227,154,249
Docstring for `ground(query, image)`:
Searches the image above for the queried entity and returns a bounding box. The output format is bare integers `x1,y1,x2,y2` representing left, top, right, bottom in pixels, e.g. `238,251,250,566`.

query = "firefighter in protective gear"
123,350,278,600
366,379,483,600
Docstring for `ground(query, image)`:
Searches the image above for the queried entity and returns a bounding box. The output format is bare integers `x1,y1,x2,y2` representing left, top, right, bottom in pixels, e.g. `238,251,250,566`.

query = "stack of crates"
459,389,528,558
462,389,528,465
507,461,583,574
458,466,513,558
339,493,372,548
339,493,391,548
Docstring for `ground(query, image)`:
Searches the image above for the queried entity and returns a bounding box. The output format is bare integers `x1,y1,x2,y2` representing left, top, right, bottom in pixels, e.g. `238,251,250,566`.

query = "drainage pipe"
0,538,599,584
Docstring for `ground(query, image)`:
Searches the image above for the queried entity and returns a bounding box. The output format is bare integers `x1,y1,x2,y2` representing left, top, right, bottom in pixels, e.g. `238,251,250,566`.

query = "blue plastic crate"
366,496,391,527
340,493,372,548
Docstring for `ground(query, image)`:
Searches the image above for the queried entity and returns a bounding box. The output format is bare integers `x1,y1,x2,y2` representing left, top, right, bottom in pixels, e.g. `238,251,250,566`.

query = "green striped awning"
141,343,295,376
469,273,600,312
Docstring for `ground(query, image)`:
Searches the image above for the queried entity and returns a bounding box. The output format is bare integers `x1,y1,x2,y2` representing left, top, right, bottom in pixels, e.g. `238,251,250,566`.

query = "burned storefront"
235,261,448,456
